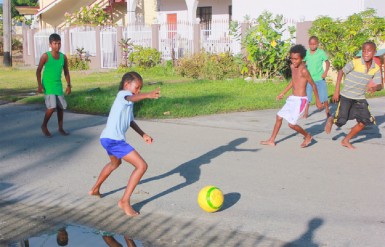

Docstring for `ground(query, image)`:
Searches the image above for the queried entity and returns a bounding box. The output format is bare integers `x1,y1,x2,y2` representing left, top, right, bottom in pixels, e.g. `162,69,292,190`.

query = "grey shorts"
45,95,67,110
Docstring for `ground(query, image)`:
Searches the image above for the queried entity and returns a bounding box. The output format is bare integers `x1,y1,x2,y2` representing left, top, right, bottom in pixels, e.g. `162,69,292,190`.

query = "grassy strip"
1,67,384,119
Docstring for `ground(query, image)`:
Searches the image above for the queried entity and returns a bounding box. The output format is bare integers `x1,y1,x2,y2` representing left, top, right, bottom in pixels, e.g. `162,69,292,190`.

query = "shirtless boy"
261,44,323,147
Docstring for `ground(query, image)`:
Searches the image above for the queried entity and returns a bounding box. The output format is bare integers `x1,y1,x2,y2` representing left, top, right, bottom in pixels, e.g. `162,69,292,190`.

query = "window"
197,6,212,29
229,5,232,22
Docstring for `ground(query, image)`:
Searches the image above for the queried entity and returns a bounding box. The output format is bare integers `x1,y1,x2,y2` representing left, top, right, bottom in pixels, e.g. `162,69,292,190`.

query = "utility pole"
3,0,12,66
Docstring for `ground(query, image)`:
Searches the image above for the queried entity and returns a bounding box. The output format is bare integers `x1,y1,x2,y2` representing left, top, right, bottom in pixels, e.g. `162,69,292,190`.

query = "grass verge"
1,66,384,119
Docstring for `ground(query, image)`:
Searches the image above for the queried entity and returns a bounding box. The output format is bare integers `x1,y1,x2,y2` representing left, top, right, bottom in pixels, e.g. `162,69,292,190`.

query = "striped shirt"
340,58,381,100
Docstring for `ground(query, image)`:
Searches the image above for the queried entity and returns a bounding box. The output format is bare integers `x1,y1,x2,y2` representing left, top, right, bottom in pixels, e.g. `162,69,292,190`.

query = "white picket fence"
30,19,243,68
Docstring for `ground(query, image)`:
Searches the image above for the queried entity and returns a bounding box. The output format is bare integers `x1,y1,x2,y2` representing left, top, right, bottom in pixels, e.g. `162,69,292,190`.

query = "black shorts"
334,95,375,127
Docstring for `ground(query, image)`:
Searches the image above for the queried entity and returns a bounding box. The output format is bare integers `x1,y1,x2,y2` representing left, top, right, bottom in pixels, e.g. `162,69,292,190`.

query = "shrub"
128,46,161,68
309,9,385,70
68,55,89,70
241,11,295,79
175,51,240,80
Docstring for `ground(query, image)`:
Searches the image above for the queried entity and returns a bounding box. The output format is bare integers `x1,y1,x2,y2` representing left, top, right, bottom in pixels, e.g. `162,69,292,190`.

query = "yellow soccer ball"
197,186,224,213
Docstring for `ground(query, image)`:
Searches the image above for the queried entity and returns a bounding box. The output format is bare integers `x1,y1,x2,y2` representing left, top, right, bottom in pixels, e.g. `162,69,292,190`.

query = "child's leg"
260,115,283,146
89,156,122,197
41,108,55,137
341,122,365,149
288,123,312,148
303,103,310,119
324,101,330,118
57,108,69,135
118,150,148,216
304,83,313,118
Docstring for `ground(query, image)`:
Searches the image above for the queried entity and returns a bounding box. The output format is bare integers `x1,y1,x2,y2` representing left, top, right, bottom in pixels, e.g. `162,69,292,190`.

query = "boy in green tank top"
36,33,72,137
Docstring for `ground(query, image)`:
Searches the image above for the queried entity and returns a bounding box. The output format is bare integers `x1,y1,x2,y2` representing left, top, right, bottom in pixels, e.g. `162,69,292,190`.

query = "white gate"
100,27,117,68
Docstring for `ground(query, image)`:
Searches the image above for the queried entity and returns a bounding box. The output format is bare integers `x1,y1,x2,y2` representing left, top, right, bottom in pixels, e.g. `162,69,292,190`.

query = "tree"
309,9,385,70
64,4,111,26
12,0,38,18
242,11,295,79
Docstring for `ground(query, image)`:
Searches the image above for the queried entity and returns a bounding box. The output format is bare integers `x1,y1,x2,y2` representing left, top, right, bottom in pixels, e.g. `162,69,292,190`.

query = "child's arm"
322,60,330,79
130,121,153,144
332,70,344,103
63,55,72,95
277,81,293,100
367,69,383,93
303,68,322,109
36,54,48,93
126,87,160,102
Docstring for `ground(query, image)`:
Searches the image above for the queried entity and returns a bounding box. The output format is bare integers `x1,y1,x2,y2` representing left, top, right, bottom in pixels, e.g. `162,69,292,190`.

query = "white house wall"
232,0,373,22
158,0,231,23
364,0,385,16
157,0,188,23
198,0,231,21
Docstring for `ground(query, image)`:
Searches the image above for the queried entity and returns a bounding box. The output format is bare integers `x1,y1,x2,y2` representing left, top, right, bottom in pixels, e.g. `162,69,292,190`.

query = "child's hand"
37,85,43,94
331,92,339,103
149,87,160,99
143,133,153,144
316,100,323,110
65,86,71,95
276,93,284,100
321,72,327,80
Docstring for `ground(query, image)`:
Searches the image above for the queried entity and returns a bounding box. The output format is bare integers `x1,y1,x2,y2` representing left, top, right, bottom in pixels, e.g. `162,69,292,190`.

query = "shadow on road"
282,217,324,247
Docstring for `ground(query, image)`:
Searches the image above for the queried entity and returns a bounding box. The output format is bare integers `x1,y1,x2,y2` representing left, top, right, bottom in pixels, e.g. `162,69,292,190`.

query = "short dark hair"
49,33,61,44
363,41,376,50
309,36,319,43
118,71,143,90
290,44,307,59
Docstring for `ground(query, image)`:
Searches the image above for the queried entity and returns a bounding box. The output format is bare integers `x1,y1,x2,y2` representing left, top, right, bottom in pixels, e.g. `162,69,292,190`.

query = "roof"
15,6,39,15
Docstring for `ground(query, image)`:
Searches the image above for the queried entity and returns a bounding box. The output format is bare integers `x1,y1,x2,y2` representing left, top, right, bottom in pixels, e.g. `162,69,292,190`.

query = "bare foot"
260,140,276,146
301,135,313,148
341,139,356,149
302,112,308,119
41,125,52,137
58,129,69,136
118,200,139,217
324,116,334,134
88,189,102,198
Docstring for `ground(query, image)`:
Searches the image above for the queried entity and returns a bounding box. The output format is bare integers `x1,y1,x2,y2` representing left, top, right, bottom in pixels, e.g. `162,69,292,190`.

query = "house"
34,0,157,29
156,0,385,25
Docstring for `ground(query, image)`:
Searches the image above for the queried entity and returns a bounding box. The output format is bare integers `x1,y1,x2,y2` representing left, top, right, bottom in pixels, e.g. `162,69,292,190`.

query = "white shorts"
45,95,67,110
277,95,308,125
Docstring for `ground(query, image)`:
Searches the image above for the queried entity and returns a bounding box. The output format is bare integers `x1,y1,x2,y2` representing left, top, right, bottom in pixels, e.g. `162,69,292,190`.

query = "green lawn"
1,66,384,119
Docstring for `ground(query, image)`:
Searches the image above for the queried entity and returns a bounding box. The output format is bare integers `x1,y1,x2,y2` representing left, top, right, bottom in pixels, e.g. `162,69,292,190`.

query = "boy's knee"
140,162,148,173
288,123,298,129
111,160,121,169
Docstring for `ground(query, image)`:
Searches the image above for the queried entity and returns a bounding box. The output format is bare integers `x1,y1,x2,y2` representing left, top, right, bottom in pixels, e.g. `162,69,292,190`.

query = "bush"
175,52,240,80
68,55,90,70
128,46,161,68
12,38,23,51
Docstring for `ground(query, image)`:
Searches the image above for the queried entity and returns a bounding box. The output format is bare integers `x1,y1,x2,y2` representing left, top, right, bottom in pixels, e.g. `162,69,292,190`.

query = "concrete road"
1,97,385,247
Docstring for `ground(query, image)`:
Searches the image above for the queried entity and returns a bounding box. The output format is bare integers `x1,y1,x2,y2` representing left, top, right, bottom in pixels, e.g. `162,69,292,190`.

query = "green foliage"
12,0,38,18
64,4,111,26
175,52,240,80
68,55,89,70
68,48,90,70
128,46,161,68
11,37,22,50
309,9,385,70
118,38,134,67
242,11,295,79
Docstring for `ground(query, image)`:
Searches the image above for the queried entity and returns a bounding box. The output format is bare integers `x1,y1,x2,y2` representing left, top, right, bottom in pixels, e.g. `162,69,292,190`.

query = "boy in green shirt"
303,36,330,118
36,33,72,137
